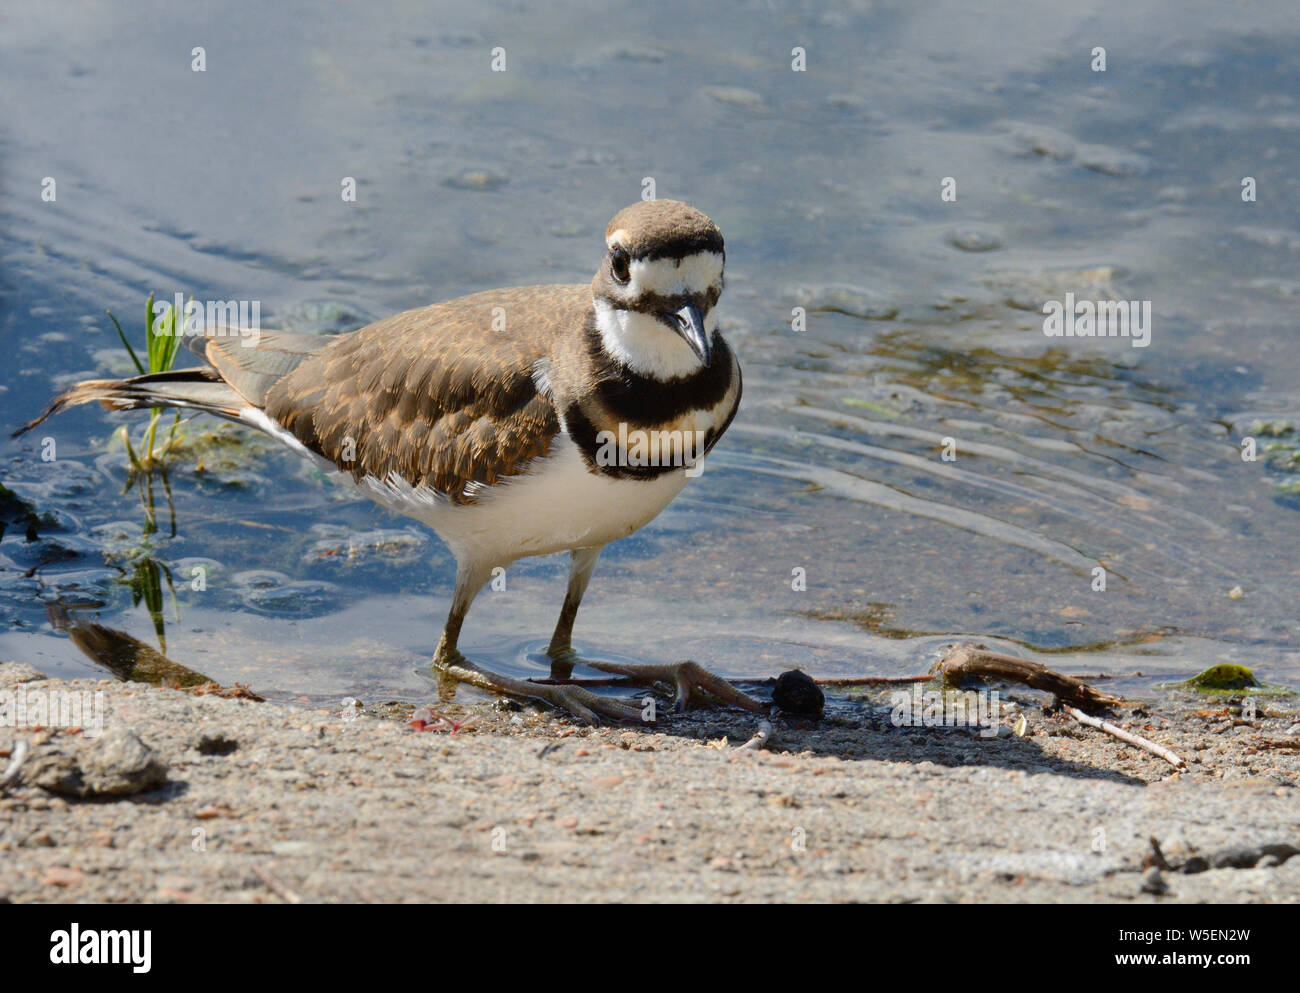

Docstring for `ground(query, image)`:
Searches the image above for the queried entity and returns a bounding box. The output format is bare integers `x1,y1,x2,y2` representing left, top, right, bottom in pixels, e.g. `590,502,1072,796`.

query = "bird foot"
434,647,644,725
579,659,765,714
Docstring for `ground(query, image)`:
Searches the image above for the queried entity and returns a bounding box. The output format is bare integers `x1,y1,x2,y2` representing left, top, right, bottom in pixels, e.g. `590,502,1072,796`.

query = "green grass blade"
145,291,161,374
107,310,146,375
162,299,184,371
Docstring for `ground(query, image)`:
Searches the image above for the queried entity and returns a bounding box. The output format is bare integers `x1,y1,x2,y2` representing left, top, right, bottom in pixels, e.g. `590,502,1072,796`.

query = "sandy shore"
1,661,1297,903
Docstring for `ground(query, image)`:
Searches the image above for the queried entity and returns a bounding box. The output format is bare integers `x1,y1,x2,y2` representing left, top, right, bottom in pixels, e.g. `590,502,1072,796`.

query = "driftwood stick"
252,863,302,904
813,675,934,686
0,739,30,790
1251,739,1300,751
735,720,773,754
1065,706,1185,768
538,674,937,689
530,647,1126,706
932,643,1121,710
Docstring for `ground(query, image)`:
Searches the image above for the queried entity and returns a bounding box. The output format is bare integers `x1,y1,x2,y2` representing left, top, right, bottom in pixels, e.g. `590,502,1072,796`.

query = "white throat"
593,299,714,380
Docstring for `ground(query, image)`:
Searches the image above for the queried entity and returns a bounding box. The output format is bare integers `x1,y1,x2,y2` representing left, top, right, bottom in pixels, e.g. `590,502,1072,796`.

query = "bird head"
591,200,725,378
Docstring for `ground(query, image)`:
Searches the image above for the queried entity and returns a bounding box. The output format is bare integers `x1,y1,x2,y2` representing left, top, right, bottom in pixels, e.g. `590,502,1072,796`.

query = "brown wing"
185,330,335,408
193,329,333,406
263,285,588,504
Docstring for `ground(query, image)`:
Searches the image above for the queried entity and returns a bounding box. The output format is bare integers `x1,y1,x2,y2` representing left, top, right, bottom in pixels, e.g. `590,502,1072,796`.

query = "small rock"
0,663,48,686
1140,867,1168,895
1185,664,1259,691
1181,855,1209,874
41,866,84,887
270,840,315,857
1158,827,1192,862
25,727,166,798
772,670,824,716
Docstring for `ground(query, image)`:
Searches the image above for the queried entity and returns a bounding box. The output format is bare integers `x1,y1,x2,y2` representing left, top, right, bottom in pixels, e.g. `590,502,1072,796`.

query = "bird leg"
432,558,642,725
542,546,763,715
544,546,603,679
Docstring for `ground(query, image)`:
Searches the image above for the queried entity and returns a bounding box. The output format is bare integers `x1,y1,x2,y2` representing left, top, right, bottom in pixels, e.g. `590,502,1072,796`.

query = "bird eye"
610,248,631,285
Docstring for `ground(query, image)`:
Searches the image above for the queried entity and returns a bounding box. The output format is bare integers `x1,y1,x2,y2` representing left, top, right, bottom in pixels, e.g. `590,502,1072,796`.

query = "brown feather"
264,286,586,503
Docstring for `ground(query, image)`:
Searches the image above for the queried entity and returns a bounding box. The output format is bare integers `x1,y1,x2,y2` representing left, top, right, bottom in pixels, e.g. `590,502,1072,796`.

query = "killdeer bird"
17,200,761,723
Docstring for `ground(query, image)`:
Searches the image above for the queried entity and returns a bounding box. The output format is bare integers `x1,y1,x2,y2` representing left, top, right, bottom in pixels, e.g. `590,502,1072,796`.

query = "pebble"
772,670,824,716
1140,867,1168,895
24,727,166,798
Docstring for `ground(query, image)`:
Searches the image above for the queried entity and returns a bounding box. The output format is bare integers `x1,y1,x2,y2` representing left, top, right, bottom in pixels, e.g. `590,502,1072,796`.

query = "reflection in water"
116,464,180,652
47,602,210,687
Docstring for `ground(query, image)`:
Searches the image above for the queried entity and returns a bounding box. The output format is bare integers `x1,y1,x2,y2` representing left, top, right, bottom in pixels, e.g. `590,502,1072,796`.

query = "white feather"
239,406,696,567
593,299,717,380
624,251,723,299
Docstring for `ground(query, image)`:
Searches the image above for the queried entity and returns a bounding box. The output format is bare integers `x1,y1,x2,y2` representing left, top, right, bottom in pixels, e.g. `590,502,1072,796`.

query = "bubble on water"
999,120,1076,160
443,168,508,191
703,86,765,111
945,226,1004,252
240,580,339,617
305,527,429,565
232,569,290,590
274,300,375,334
1077,143,1151,177
792,284,899,321
5,532,102,568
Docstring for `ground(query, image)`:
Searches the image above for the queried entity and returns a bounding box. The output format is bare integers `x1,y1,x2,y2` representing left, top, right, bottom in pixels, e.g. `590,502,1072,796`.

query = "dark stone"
772,670,824,716
197,734,239,756
1210,848,1262,870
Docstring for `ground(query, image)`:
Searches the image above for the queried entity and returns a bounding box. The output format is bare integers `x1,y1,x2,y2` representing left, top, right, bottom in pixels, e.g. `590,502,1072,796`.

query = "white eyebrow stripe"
628,251,724,298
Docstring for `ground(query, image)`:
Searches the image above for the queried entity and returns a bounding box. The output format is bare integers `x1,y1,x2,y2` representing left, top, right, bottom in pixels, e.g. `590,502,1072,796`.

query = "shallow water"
2,0,1299,704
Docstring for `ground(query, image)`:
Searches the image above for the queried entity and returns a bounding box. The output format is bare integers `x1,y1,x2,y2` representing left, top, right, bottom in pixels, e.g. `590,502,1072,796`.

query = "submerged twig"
1065,706,1185,768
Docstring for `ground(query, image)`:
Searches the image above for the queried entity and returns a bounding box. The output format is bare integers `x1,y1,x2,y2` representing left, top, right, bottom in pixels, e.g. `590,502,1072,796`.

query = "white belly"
356,436,692,565
240,406,698,566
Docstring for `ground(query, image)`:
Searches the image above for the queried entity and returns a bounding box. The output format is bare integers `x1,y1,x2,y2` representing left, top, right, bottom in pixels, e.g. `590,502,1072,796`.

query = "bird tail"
11,368,246,438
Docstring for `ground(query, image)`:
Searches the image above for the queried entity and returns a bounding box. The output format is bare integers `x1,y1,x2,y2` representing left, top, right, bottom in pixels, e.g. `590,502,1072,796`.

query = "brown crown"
604,200,724,260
